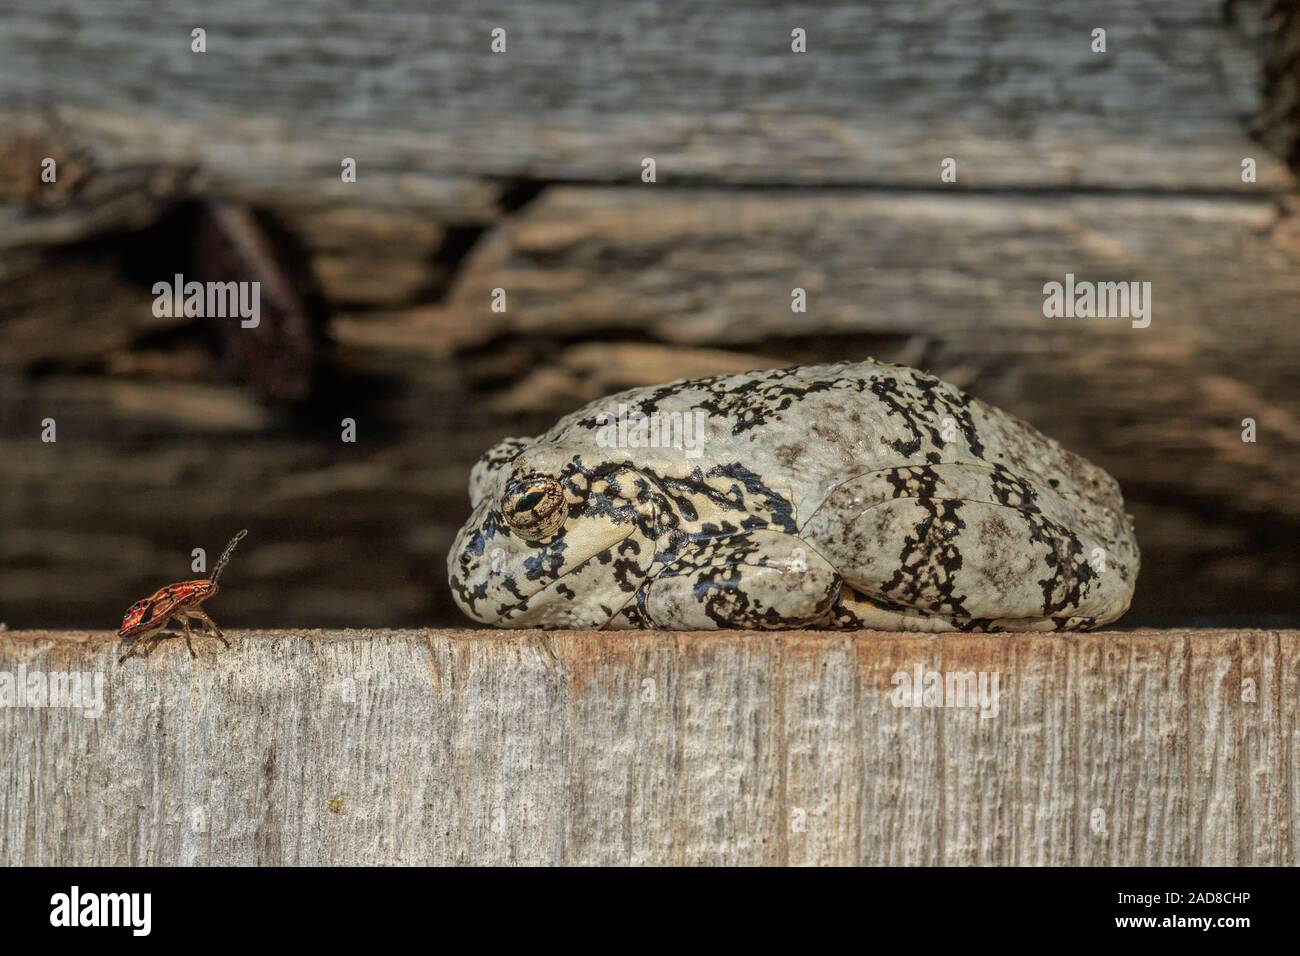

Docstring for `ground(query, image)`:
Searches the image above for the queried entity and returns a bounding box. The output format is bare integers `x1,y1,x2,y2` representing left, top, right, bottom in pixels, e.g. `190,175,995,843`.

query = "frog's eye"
500,475,567,541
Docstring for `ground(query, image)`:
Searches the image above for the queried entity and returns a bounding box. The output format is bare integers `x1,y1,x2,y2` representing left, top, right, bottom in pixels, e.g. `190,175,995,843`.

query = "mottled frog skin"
448,360,1139,631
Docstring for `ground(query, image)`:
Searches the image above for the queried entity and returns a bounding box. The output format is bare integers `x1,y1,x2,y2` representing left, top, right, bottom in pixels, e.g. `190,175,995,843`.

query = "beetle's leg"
179,616,197,659
148,617,189,656
189,610,230,648
117,639,142,665
119,623,166,663
136,631,162,658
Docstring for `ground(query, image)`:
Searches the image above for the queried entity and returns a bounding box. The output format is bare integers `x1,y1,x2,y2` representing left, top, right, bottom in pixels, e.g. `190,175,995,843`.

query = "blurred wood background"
1,1,1298,629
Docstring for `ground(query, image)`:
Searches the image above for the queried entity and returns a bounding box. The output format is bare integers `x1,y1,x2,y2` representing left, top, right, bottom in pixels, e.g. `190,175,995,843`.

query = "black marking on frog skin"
698,373,843,434
827,601,862,629
449,571,485,612
990,462,1091,612
580,363,987,461
654,461,796,566
478,437,532,474
459,514,495,560
586,461,798,572
581,461,796,538
650,463,796,532
697,519,746,538
571,380,709,428
708,462,798,531
491,543,623,622
522,537,568,581
869,374,985,460
686,365,880,435
451,556,529,617
884,464,942,500
500,574,526,601
983,460,1098,617
879,465,970,620
604,592,651,629
988,462,1040,510
695,534,837,628
880,483,971,619
635,532,835,629
449,514,501,614
878,461,1097,620
623,600,651,627
1033,518,1096,617
612,537,643,592
572,363,875,437
668,537,758,626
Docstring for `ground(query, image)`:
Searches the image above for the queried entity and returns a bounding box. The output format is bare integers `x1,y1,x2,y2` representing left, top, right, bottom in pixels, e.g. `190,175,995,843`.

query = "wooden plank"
440,187,1300,346
1,628,1294,865
0,0,1290,189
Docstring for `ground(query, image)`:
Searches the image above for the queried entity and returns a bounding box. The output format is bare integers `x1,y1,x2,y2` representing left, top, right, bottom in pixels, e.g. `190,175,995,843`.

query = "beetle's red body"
117,531,246,663
118,581,218,639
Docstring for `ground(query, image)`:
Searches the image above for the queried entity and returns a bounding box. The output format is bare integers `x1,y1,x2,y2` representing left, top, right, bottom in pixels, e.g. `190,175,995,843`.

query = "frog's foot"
804,464,1135,629
618,530,841,630
827,584,1096,632
826,585,961,632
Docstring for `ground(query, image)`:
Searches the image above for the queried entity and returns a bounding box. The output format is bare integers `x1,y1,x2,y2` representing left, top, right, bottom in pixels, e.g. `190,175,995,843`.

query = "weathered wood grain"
0,628,1293,865
441,187,1300,347
1,0,1291,190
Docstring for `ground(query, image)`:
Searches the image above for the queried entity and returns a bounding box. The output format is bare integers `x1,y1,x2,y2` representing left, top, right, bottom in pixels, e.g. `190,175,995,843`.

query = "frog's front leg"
625,530,841,630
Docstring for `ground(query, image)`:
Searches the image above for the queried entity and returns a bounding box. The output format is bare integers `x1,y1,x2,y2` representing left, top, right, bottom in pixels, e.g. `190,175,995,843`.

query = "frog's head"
447,437,662,628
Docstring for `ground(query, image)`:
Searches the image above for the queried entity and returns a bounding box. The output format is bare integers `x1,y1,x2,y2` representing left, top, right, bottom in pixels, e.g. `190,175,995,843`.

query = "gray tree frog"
448,360,1139,631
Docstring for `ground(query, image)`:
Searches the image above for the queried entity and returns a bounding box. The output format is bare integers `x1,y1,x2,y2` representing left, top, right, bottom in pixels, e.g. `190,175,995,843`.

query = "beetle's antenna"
210,529,248,585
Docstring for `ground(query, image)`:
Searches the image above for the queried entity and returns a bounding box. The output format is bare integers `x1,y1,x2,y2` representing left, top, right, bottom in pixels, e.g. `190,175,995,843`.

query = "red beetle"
117,530,247,664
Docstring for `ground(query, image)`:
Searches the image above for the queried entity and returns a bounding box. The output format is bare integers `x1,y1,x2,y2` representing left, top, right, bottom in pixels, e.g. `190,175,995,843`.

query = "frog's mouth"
448,505,649,627
494,537,648,628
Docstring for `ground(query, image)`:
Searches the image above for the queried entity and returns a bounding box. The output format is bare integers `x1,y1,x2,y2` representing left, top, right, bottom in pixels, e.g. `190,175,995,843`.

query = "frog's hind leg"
804,464,1133,630
636,529,841,629
827,584,1086,633
826,585,963,632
